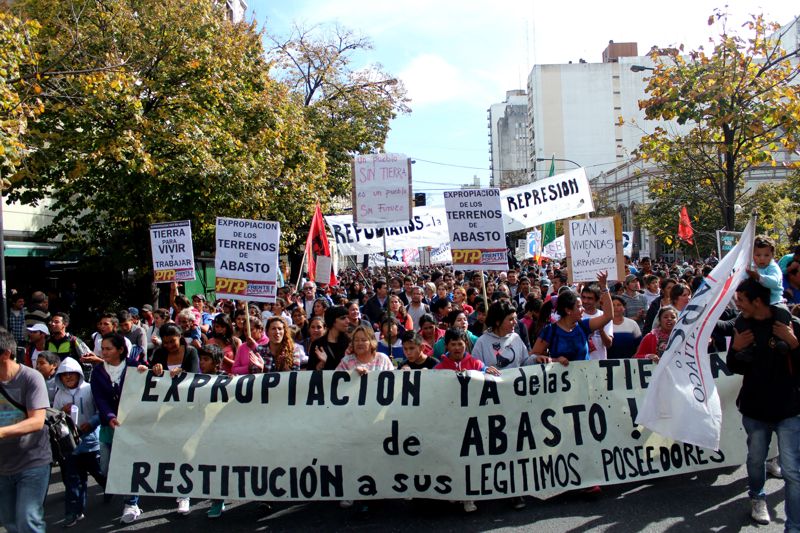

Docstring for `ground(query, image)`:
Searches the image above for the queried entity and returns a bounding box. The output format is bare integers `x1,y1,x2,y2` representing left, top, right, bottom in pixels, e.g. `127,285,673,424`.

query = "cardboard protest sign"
352,153,412,226
326,206,449,256
716,230,742,258
444,188,507,271
108,358,746,502
149,220,195,283
622,231,633,257
500,168,594,232
542,235,566,260
526,229,541,259
565,217,623,283
214,217,280,302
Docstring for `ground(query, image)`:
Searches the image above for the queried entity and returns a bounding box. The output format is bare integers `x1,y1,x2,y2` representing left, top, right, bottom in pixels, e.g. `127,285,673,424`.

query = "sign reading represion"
352,153,412,226
501,168,594,232
150,220,196,283
444,188,507,270
214,217,280,302
106,358,746,502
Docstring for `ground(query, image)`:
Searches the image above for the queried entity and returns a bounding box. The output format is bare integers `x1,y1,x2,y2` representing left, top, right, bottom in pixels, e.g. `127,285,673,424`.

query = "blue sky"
248,1,798,204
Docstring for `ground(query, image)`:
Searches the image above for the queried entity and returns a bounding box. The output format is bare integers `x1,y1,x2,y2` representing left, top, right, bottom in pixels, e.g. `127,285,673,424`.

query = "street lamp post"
630,65,655,72
535,157,583,169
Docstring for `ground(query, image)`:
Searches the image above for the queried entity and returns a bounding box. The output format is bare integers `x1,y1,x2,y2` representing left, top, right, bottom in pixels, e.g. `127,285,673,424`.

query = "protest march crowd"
1,236,800,532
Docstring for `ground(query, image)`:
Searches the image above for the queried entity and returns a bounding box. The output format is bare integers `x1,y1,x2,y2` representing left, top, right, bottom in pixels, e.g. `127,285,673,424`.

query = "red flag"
678,206,694,245
304,203,337,286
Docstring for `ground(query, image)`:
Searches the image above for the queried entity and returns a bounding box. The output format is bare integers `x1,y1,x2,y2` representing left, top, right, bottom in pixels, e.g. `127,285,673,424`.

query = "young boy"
434,328,500,374
433,328,501,513
35,351,60,405
744,235,792,353
196,344,226,519
198,344,224,375
398,331,438,370
53,357,105,527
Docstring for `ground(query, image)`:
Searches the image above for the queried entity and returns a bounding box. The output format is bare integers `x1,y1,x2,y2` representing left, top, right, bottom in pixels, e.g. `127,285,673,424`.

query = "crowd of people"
1,236,799,532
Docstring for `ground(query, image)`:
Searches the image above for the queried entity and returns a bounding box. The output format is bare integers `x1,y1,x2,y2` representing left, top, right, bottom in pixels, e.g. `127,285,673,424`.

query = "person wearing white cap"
23,324,49,368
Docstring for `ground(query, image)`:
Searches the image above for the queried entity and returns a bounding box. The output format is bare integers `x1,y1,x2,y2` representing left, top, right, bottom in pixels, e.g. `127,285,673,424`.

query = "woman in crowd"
311,297,330,320
271,298,292,325
670,282,692,314
300,316,326,366
635,306,678,363
377,317,405,360
432,310,477,359
231,317,267,375
386,294,413,334
262,317,304,372
607,296,642,359
345,301,371,334
452,286,474,314
417,314,444,357
291,307,310,344
91,334,143,523
472,300,530,369
307,306,351,371
150,323,200,378
206,314,239,373
643,277,677,334
529,272,613,366
336,325,393,374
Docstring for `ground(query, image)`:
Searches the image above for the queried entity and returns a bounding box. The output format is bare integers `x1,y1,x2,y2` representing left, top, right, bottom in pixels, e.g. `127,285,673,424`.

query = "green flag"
542,155,556,245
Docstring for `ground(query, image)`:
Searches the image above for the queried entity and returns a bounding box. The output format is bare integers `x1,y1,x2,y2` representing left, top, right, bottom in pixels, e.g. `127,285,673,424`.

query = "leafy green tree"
636,12,800,234
268,23,410,199
0,11,42,176
6,0,327,305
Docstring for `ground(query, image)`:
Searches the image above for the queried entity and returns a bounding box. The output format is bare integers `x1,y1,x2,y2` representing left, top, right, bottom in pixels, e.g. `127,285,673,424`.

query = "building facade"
487,90,529,189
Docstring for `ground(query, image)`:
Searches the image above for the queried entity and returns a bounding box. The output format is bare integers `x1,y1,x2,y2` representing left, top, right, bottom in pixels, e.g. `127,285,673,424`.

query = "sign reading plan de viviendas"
444,188,507,270
150,220,196,283
352,153,413,226
214,217,280,303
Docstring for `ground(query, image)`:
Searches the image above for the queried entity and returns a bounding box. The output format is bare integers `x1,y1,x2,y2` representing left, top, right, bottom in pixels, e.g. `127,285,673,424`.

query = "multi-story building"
525,41,686,179
487,90,529,189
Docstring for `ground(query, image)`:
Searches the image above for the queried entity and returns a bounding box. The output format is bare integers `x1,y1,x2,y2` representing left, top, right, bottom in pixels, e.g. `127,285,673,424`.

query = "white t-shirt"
582,309,613,360
92,333,132,355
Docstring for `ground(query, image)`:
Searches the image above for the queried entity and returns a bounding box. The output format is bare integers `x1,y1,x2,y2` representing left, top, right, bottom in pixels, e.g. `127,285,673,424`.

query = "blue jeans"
0,463,51,533
62,451,106,518
100,441,138,506
743,414,800,532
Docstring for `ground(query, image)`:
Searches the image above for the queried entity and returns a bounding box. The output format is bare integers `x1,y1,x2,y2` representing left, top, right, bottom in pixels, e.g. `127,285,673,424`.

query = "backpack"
0,384,82,463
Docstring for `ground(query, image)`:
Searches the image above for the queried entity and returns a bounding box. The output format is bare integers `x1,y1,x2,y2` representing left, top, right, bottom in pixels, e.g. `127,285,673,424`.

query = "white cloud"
398,54,474,106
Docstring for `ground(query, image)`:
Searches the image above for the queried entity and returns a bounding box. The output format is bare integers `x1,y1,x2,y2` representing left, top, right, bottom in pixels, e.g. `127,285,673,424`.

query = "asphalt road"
0,463,790,532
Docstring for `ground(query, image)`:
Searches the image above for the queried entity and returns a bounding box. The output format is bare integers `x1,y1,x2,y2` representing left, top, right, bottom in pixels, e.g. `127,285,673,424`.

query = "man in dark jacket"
727,277,800,528
362,279,389,328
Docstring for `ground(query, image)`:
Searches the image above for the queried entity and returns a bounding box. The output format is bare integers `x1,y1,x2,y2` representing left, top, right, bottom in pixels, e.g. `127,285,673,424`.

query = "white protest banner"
501,168,594,232
526,229,542,259
214,217,280,303
444,188,507,271
326,206,449,256
107,358,747,502
149,220,195,283
352,153,412,225
566,218,619,283
622,232,633,257
637,217,756,450
542,235,566,260
367,244,452,268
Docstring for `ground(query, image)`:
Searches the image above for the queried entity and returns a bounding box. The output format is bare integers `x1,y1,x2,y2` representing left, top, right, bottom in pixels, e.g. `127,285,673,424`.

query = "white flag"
636,217,756,450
